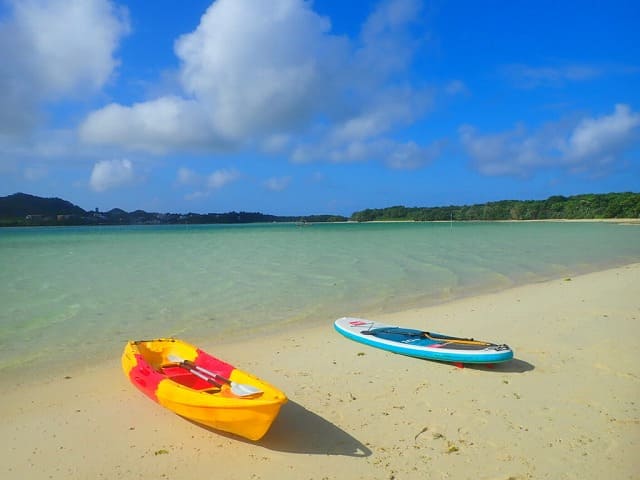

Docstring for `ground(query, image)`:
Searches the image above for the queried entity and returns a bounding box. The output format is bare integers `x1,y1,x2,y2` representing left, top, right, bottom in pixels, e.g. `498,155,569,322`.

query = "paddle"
167,354,262,398
184,363,224,388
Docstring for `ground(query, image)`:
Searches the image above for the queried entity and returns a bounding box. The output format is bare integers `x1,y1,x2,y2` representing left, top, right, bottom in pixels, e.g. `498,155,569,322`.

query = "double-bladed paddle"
167,354,262,398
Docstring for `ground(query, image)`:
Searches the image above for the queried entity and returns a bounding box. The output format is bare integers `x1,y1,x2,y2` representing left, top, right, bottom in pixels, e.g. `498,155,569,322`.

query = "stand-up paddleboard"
334,317,513,365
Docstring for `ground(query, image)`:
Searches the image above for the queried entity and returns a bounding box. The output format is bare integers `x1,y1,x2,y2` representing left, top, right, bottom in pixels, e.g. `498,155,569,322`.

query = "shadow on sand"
259,400,371,456
191,400,371,456
448,357,535,373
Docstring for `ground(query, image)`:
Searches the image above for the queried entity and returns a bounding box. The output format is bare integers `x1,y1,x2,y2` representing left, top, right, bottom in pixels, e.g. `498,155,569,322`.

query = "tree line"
350,192,640,222
2,191,638,226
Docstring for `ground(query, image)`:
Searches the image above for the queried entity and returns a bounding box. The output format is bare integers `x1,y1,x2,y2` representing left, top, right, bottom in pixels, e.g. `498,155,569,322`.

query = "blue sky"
1,0,638,216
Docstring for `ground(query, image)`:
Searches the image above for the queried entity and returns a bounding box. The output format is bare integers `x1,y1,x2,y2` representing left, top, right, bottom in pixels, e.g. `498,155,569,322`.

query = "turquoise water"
1,221,639,378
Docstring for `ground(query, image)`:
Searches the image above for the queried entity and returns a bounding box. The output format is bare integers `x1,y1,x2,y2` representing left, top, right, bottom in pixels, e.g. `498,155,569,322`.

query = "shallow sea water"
1,221,639,377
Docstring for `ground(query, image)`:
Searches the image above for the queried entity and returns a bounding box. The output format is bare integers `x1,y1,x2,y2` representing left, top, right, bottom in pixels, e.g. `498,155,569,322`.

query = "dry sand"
2,264,639,479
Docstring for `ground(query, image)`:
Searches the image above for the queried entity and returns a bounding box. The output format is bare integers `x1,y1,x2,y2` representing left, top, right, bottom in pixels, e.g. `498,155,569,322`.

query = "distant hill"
0,193,347,226
0,192,86,217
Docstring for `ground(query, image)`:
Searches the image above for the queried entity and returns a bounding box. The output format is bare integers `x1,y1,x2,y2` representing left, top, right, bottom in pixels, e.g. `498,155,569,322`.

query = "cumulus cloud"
565,104,640,165
81,0,347,151
79,0,435,168
460,104,640,177
176,167,240,199
292,135,444,170
174,0,348,140
80,96,222,154
89,159,135,192
0,0,129,136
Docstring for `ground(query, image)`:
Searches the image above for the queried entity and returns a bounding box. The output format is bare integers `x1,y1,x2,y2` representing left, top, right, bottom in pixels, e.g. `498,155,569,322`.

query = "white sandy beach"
2,263,639,479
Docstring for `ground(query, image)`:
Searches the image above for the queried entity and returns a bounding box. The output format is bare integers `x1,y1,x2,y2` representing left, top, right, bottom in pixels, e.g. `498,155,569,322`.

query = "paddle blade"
230,382,262,397
168,354,186,364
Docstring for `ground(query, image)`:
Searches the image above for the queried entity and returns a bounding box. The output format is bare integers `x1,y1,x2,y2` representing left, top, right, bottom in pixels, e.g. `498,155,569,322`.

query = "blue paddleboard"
334,317,513,364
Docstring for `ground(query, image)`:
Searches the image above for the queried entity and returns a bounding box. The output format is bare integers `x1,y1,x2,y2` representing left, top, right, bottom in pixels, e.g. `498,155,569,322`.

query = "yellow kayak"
122,338,287,441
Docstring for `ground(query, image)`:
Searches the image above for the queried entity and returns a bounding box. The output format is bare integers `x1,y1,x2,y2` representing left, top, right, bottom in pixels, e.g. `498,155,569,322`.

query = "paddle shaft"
182,363,224,388
186,360,233,385
166,354,263,397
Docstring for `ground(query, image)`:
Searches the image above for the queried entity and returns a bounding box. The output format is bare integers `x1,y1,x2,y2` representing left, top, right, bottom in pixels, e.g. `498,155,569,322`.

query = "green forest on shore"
0,192,638,226
350,192,640,222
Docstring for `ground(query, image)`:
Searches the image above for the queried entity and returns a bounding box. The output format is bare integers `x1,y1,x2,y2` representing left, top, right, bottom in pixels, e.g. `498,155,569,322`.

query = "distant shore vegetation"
350,192,640,222
0,193,347,227
0,192,638,227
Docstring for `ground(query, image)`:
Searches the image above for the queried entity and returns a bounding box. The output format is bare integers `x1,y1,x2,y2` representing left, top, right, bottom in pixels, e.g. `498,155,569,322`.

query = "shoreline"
3,219,639,386
2,263,639,479
363,218,640,224
3,218,639,229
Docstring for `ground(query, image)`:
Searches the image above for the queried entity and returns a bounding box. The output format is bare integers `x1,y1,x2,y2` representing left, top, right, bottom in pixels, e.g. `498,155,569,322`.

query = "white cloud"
291,139,384,164
358,0,423,76
460,104,640,177
565,104,640,165
362,0,422,37
80,96,222,154
89,158,135,192
206,169,240,189
264,176,292,192
386,140,446,170
176,166,240,199
79,0,434,168
0,0,129,136
330,86,428,143
174,0,346,140
81,0,348,152
292,135,444,170
459,124,547,177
